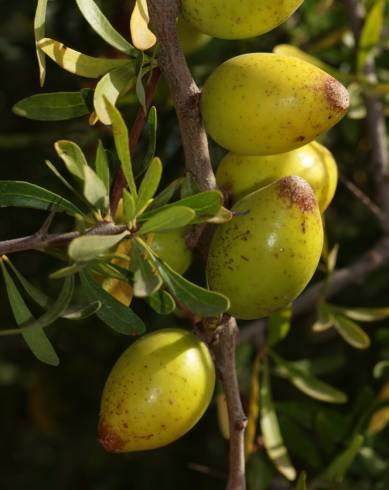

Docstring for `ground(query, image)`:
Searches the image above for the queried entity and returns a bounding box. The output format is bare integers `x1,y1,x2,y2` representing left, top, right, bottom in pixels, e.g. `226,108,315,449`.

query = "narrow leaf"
62,300,102,320
130,0,156,51
271,351,347,404
135,54,147,113
0,181,83,216
268,308,292,347
136,157,162,215
132,242,162,297
75,0,136,55
122,190,136,224
55,140,88,181
149,177,184,210
295,472,307,490
1,261,59,366
335,305,389,322
322,434,364,483
80,271,145,335
34,0,48,86
373,361,389,379
68,231,129,262
83,165,109,211
143,106,158,170
94,62,136,125
139,206,195,235
154,257,230,317
145,290,176,314
95,140,110,193
260,360,297,481
331,312,371,349
357,0,385,72
38,38,129,78
104,99,137,196
13,91,90,121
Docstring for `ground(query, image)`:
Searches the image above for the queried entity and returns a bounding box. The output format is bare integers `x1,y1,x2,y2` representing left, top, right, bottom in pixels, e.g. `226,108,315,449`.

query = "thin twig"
211,317,247,490
110,68,161,217
0,221,127,255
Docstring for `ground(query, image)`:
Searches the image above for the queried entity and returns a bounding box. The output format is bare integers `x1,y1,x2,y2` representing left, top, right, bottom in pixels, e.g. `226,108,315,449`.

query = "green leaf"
322,434,364,484
104,99,137,196
38,38,129,78
268,308,292,347
142,190,223,221
295,472,307,490
4,257,50,308
0,276,74,337
145,290,176,315
139,206,195,235
0,181,83,216
62,300,102,320
95,140,110,194
373,361,389,379
80,271,145,335
34,0,48,87
122,190,136,224
154,257,230,316
68,231,129,262
180,173,201,199
82,165,109,211
149,177,184,210
260,360,297,481
271,351,347,404
333,305,389,322
135,53,147,112
357,0,385,72
312,303,333,332
132,241,162,297
13,91,90,121
75,0,136,55
50,263,87,280
45,160,87,206
0,260,59,366
94,62,136,125
143,106,158,170
55,140,88,181
330,312,371,349
136,157,163,215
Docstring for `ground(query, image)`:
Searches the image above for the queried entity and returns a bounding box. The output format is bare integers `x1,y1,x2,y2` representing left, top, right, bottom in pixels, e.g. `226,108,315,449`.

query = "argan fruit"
216,141,338,212
206,176,324,319
182,0,303,39
98,328,215,452
201,53,349,155
150,228,193,275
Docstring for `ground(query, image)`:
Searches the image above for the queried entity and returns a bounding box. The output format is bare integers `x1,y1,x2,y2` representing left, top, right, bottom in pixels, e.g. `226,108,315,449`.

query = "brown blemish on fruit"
325,78,349,113
278,176,317,213
97,421,126,453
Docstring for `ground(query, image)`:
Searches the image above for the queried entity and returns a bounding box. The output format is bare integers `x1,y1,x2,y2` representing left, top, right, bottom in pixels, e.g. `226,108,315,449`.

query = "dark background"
0,1,388,489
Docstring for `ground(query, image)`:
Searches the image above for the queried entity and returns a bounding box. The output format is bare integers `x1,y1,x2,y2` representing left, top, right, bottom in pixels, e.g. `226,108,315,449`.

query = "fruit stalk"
147,0,216,191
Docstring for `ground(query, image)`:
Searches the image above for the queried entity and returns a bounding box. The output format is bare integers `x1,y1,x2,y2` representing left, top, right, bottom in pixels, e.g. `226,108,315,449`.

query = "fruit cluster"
99,0,349,453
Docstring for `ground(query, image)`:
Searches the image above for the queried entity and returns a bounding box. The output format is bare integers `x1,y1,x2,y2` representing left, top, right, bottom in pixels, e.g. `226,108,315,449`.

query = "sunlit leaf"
271,351,347,404
330,312,371,349
136,157,162,215
260,360,297,481
75,0,136,55
68,231,129,262
80,271,145,335
94,63,136,125
373,361,389,379
13,91,90,121
62,300,102,320
102,277,133,306
34,0,48,86
130,0,156,51
132,240,162,297
149,178,184,210
82,165,109,211
55,140,88,181
333,305,389,322
95,140,110,194
38,38,129,78
122,190,136,224
0,181,83,216
268,308,292,347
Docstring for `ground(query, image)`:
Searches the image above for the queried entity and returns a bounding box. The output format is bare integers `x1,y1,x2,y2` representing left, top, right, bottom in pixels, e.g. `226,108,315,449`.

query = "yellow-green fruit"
216,141,338,212
177,17,211,54
206,176,324,319
98,328,215,452
182,0,303,39
150,228,193,275
201,53,349,156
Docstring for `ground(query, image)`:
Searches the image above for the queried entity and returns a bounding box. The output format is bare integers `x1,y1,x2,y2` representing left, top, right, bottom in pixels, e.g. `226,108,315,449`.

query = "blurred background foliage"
0,0,389,489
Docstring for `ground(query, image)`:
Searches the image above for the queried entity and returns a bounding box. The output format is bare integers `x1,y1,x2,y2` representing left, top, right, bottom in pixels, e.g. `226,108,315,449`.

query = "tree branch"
0,221,127,255
211,317,247,490
147,0,216,191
